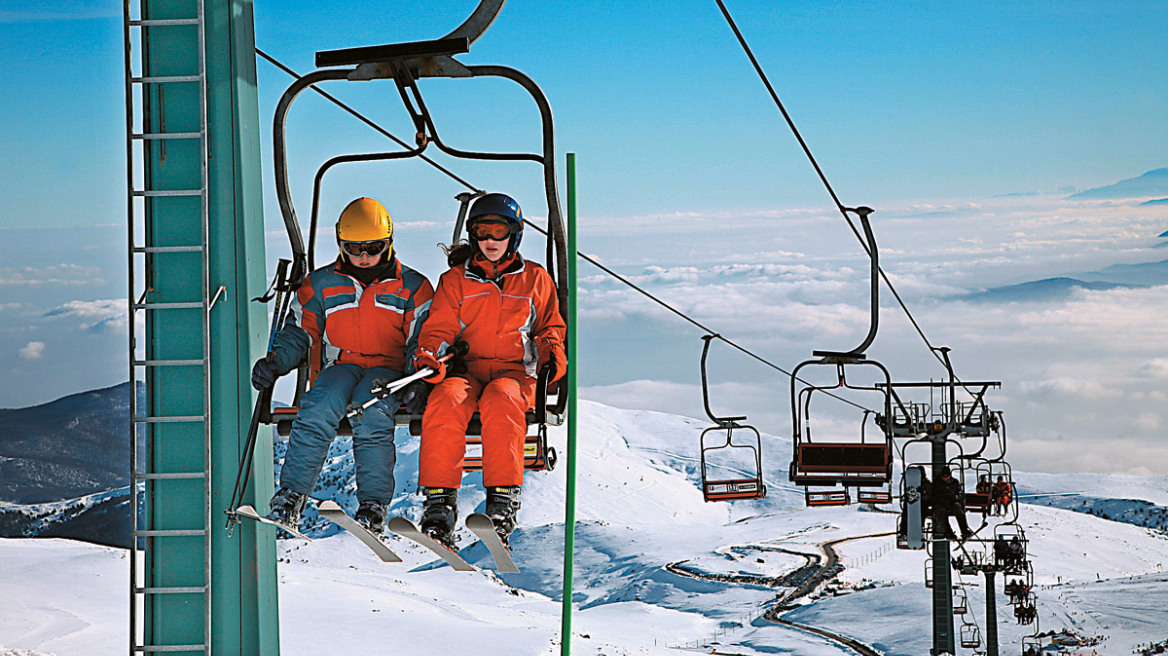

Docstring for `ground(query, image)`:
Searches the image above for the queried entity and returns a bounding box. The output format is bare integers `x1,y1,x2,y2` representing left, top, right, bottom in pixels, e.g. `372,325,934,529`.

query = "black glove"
401,379,430,414
251,358,278,391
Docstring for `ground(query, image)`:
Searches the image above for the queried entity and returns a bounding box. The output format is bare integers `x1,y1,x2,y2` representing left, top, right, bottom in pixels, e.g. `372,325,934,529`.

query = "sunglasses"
341,239,391,257
470,222,513,241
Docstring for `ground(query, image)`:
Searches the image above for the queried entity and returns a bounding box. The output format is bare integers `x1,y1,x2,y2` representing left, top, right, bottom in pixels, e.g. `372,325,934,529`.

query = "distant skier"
991,476,1012,516
975,474,993,517
250,198,434,535
413,192,566,548
932,466,973,540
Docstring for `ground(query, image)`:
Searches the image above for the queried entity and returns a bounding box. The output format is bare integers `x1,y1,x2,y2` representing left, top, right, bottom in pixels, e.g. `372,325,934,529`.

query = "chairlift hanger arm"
699,334,747,426
443,0,505,44
273,68,352,282
812,206,879,359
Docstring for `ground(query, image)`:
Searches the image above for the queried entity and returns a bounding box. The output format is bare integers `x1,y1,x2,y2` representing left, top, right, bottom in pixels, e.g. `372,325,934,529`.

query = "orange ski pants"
418,366,536,489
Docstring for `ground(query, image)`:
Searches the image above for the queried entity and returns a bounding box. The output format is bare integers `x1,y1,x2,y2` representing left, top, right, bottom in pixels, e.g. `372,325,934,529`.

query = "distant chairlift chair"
697,335,766,502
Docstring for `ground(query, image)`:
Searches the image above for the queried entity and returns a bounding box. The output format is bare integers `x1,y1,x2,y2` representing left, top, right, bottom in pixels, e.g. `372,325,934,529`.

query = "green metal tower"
124,0,278,653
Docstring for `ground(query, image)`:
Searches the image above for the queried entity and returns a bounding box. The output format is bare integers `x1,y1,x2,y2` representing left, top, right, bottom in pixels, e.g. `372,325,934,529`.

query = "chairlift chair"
993,523,1029,574
788,208,896,504
697,335,767,501
962,457,995,514
1004,570,1033,605
953,585,969,615
924,557,934,588
1015,592,1038,625
258,0,569,474
960,623,982,649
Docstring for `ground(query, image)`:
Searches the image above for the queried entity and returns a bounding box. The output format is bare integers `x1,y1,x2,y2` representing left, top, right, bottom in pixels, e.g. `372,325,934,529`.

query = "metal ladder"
124,0,213,652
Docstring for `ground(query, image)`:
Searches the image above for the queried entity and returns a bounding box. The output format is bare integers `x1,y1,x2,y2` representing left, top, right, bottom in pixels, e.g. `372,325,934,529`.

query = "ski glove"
400,380,430,415
540,345,568,384
415,349,446,384
251,358,278,391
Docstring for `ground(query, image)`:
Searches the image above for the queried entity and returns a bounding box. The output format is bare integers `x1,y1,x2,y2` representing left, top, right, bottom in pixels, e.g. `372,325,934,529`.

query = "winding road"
667,530,894,656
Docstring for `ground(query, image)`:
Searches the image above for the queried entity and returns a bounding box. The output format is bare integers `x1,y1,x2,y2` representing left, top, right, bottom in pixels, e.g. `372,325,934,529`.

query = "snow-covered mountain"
3,400,1168,656
0,382,132,504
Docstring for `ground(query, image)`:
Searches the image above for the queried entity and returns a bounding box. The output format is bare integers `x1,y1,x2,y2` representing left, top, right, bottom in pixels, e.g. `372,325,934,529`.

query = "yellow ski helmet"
336,197,393,261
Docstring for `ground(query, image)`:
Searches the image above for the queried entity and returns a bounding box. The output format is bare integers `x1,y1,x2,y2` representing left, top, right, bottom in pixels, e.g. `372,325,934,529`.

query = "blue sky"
1,1,1166,474
2,0,1166,229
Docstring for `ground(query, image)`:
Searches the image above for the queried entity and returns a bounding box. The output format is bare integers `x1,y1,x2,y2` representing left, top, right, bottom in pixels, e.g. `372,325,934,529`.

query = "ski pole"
225,261,293,534
346,341,469,420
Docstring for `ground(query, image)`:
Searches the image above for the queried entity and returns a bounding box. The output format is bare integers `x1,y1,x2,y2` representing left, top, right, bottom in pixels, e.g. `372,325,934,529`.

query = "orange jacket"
417,254,565,379
275,257,434,380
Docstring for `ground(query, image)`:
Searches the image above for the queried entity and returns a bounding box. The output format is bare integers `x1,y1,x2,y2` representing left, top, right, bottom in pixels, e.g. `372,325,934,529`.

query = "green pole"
560,152,579,656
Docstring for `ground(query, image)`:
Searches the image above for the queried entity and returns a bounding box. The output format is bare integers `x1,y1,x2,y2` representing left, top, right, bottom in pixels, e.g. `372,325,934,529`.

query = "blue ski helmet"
467,192,524,254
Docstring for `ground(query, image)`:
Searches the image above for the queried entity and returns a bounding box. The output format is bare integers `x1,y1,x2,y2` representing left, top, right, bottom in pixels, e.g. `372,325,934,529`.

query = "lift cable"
255,47,871,414
712,0,949,373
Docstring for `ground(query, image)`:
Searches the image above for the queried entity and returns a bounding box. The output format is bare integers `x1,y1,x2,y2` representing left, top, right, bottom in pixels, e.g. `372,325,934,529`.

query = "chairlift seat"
699,420,767,502
271,406,561,472
965,492,991,512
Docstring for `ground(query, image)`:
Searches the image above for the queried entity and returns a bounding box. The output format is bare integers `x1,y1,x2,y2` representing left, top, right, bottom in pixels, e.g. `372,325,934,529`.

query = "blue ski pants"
279,363,400,504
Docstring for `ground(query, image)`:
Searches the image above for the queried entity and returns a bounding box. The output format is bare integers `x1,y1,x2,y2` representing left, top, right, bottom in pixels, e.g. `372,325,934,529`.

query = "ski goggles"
340,239,391,257
469,221,513,241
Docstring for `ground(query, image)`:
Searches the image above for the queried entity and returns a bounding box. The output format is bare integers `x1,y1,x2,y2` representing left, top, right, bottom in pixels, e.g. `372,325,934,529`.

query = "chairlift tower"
124,0,275,653
884,350,1003,656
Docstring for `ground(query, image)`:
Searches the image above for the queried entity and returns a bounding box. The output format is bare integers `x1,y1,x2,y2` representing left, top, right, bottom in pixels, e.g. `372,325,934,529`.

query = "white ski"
235,504,313,541
465,513,519,573
387,516,476,572
317,500,402,563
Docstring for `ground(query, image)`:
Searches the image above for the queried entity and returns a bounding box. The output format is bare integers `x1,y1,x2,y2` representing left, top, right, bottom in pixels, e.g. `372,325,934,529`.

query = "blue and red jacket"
270,257,434,380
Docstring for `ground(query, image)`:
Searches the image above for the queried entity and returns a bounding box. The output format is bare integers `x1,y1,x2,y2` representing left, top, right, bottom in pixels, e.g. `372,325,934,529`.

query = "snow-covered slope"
3,400,1167,656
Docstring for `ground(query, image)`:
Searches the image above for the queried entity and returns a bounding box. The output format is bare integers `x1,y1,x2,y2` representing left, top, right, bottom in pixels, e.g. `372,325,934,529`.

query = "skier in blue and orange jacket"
413,192,566,547
250,197,434,535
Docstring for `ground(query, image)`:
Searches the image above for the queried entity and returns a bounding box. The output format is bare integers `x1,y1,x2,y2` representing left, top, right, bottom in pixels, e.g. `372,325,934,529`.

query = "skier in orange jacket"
413,192,566,547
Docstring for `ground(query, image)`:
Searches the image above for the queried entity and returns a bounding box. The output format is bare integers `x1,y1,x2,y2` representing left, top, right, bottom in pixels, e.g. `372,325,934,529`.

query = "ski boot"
421,487,459,550
354,500,388,536
266,487,307,527
485,485,522,546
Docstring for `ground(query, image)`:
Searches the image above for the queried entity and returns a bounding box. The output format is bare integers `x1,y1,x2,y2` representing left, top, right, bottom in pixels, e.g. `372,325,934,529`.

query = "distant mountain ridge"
0,382,132,504
961,259,1168,303
1069,167,1168,200
961,277,1134,303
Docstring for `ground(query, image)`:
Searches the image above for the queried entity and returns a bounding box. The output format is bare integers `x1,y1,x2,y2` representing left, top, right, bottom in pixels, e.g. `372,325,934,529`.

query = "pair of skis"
234,502,518,573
